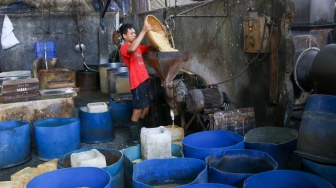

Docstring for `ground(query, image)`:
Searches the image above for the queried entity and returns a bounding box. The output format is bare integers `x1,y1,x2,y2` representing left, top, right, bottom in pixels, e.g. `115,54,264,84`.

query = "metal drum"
107,67,129,95
206,149,278,187
115,72,130,93
296,94,336,164
33,118,80,161
182,130,244,160
0,120,31,169
27,167,111,188
57,148,124,188
99,62,124,94
132,158,208,188
76,70,99,90
79,106,114,143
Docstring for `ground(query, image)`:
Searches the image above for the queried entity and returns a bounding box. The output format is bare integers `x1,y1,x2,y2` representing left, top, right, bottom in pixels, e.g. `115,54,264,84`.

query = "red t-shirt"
120,44,150,89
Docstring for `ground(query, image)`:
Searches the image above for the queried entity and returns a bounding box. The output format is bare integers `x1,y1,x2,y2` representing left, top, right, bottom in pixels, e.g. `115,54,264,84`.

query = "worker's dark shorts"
131,79,150,109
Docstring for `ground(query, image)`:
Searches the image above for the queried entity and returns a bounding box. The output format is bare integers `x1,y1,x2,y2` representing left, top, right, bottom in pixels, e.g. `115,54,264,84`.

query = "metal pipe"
176,0,216,16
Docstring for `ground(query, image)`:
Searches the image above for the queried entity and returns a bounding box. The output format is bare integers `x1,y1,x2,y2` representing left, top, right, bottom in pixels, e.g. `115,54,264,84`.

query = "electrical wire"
214,16,274,86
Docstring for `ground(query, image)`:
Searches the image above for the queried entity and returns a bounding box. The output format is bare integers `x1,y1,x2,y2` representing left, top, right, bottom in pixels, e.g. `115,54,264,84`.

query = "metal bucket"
123,144,183,188
243,170,333,188
99,62,125,94
76,70,100,90
26,167,112,188
33,118,80,161
0,120,31,169
302,158,336,187
79,106,114,143
109,99,133,127
132,158,208,187
296,94,336,164
182,130,244,160
57,148,124,188
115,72,130,93
244,126,298,169
206,149,278,187
107,67,129,95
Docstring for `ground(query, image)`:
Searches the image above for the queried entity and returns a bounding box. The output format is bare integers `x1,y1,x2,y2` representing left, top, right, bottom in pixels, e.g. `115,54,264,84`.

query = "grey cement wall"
0,0,292,127
0,11,117,71
129,0,290,126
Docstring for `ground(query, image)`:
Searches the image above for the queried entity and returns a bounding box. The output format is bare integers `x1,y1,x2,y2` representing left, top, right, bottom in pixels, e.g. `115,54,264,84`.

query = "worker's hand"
162,24,166,31
142,21,152,33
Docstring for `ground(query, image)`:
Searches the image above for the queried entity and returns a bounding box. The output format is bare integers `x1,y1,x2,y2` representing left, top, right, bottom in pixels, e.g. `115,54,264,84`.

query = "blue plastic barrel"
243,170,333,188
302,157,336,187
33,118,80,161
79,106,114,143
177,183,236,188
0,120,31,169
57,148,124,188
244,126,298,169
27,167,111,188
109,99,133,126
133,158,208,188
182,130,244,160
123,144,183,188
206,149,278,187
296,94,336,164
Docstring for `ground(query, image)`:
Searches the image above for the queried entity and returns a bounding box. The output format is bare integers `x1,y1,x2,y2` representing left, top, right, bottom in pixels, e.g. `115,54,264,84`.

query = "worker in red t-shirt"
119,22,152,144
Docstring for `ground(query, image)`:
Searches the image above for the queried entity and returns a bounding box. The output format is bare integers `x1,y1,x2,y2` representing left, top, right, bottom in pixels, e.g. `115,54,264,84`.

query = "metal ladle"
75,43,86,53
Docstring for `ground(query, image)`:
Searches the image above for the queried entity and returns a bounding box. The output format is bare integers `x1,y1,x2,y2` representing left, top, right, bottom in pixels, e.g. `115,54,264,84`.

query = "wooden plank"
269,28,279,104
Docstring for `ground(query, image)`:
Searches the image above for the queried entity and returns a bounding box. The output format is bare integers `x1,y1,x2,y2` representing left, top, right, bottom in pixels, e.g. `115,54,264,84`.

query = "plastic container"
296,94,336,164
206,149,278,187
33,118,80,161
243,170,333,188
79,106,114,143
182,130,244,160
140,126,172,160
123,144,183,188
27,167,111,188
70,149,107,168
57,148,124,188
87,102,108,113
244,126,298,169
34,42,56,59
0,120,31,169
164,125,184,146
302,157,336,187
132,158,208,187
109,99,133,127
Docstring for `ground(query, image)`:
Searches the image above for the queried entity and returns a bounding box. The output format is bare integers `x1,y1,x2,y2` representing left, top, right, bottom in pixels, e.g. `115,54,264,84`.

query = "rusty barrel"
76,70,100,90
296,94,336,164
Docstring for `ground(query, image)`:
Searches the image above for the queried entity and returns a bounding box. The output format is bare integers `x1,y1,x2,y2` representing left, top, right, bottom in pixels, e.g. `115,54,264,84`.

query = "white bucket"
70,149,107,168
140,126,172,160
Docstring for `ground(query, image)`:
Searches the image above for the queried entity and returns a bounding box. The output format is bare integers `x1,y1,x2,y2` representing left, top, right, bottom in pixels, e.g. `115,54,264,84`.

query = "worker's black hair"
118,23,134,40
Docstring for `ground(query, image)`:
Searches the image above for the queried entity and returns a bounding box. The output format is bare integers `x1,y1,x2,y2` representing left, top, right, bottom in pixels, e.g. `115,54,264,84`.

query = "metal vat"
76,70,100,90
99,62,125,94
107,66,129,95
